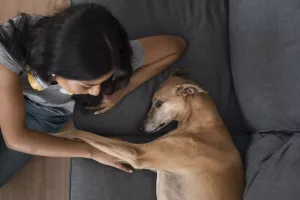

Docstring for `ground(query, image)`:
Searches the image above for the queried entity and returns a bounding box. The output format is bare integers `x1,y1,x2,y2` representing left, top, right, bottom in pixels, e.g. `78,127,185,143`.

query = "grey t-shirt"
0,15,144,115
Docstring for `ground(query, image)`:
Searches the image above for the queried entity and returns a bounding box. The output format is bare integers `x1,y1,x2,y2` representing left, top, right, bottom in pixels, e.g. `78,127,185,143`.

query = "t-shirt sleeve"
0,15,41,75
130,40,144,71
0,42,24,75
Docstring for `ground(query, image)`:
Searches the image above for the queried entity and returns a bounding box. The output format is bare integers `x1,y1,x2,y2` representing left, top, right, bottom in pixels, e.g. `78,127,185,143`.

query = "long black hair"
0,3,133,106
0,3,133,83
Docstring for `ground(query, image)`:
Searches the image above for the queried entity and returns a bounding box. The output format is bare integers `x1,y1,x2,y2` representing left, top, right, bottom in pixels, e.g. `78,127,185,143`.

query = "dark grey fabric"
70,159,156,200
71,0,248,199
230,1,300,199
230,0,300,131
244,133,300,200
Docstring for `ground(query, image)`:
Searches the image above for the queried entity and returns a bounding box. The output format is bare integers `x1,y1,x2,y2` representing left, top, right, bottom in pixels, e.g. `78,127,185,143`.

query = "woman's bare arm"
92,35,186,114
0,64,130,172
126,35,186,93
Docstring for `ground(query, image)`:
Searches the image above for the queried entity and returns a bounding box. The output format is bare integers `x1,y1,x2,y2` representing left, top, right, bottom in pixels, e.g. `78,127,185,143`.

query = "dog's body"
60,73,244,200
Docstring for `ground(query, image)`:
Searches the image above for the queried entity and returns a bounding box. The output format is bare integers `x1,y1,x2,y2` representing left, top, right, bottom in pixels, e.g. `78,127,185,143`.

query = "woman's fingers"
92,150,133,173
94,106,111,114
86,105,105,110
83,95,114,114
85,104,110,114
85,105,101,110
110,162,133,173
85,102,107,110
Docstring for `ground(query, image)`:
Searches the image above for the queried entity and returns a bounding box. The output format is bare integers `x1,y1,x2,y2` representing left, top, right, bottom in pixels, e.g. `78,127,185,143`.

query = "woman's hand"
87,88,128,114
91,148,133,173
56,131,132,173
87,36,186,114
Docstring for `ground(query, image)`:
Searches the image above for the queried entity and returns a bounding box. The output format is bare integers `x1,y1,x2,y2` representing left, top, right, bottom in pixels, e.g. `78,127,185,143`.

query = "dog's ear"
170,68,189,79
176,84,206,96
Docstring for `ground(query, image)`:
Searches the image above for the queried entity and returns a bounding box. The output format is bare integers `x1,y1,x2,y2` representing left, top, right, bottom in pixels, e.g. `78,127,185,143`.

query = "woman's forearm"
125,36,186,94
6,128,134,172
9,128,93,159
125,52,182,94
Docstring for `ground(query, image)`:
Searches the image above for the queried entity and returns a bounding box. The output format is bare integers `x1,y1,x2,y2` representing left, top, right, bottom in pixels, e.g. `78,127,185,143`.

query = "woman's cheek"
64,83,82,94
73,86,87,95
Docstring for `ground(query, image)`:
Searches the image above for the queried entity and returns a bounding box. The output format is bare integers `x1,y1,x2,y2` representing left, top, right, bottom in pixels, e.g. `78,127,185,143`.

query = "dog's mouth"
152,123,166,133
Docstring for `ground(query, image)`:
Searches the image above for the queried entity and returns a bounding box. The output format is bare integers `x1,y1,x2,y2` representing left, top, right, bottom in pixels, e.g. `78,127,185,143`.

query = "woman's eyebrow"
81,82,99,86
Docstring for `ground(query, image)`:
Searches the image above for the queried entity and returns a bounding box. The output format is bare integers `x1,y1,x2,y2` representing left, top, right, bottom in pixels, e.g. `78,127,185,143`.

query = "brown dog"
59,71,244,200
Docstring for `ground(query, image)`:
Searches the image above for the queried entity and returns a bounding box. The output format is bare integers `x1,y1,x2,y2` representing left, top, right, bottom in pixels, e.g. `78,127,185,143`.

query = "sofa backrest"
230,0,300,132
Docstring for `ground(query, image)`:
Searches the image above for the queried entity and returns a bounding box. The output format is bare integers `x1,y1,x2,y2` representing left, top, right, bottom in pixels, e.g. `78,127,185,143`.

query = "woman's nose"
88,85,101,96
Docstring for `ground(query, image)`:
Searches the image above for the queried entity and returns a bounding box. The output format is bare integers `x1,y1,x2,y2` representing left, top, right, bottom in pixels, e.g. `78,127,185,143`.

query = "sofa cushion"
70,158,156,200
244,132,300,200
230,0,300,132
71,0,249,200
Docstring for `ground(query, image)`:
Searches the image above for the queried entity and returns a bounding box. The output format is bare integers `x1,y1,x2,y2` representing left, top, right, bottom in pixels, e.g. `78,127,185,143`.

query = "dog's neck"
177,93,223,130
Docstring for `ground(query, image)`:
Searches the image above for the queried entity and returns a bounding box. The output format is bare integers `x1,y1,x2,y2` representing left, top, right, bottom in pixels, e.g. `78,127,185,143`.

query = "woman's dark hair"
0,3,133,83
0,3,133,107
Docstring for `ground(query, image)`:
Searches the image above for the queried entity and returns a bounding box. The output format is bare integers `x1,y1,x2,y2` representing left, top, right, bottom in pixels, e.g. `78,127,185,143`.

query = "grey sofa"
70,0,300,199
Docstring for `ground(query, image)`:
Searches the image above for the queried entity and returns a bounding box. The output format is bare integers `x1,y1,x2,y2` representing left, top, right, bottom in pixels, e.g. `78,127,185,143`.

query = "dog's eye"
155,100,164,108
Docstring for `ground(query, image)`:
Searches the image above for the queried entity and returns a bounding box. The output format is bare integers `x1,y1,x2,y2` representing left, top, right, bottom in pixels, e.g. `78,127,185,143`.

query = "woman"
0,3,186,186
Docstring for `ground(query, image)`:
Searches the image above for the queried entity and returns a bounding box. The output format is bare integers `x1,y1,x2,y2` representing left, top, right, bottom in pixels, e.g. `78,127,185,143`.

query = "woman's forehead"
82,68,115,84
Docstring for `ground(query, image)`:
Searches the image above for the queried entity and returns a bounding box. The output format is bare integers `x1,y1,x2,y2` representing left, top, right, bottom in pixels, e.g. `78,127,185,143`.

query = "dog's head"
142,69,206,133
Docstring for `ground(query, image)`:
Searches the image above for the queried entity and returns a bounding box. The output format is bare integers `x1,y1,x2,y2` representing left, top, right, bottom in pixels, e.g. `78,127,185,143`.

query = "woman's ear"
176,83,206,96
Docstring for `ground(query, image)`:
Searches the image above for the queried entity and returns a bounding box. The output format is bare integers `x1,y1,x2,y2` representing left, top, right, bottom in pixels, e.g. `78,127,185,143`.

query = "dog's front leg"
57,130,145,169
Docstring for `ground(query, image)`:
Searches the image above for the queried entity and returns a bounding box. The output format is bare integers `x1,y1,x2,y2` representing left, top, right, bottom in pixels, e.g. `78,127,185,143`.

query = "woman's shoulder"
1,14,42,37
0,14,43,75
